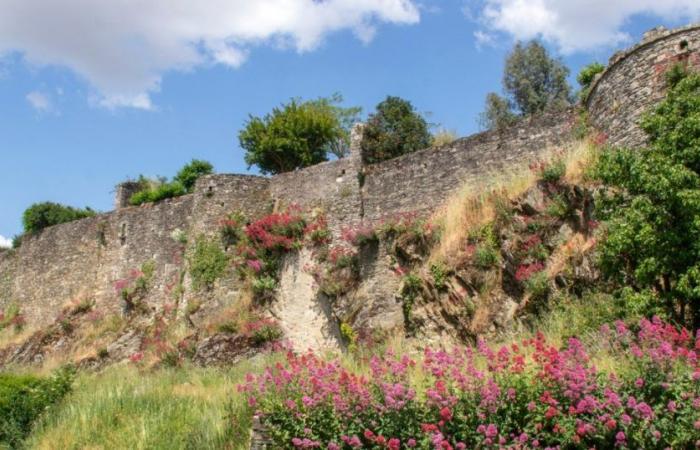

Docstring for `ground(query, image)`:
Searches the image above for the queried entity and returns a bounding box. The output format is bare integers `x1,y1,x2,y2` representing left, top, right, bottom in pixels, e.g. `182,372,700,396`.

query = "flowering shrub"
243,318,283,346
240,317,700,449
341,224,378,246
0,303,25,332
515,262,545,282
311,246,360,299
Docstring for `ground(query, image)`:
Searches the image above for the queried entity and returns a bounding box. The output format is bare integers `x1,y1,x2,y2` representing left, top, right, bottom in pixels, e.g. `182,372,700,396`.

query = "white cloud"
26,90,52,112
0,235,11,248
475,0,700,53
0,0,420,109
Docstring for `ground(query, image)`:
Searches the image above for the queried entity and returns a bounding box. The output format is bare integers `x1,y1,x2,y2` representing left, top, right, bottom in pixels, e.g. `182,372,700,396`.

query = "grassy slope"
13,138,616,449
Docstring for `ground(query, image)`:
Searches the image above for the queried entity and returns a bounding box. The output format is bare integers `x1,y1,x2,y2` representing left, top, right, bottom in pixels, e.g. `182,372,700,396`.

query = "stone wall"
587,24,700,148
4,25,697,334
362,109,576,223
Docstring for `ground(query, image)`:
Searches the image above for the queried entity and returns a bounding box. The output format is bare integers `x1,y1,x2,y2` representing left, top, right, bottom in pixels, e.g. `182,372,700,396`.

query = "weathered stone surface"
192,333,255,366
587,24,700,148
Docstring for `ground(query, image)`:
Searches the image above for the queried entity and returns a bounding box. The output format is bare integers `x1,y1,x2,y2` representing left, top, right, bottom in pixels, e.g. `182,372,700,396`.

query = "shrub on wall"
577,62,605,100
129,159,214,206
22,202,96,233
360,96,432,164
188,236,229,291
173,159,214,193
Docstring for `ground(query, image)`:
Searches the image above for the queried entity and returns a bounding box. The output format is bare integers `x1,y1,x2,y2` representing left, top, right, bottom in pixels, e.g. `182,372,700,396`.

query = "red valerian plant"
240,317,700,449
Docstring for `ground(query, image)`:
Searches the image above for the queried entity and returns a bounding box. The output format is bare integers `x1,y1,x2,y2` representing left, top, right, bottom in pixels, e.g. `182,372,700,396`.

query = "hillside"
1,23,700,450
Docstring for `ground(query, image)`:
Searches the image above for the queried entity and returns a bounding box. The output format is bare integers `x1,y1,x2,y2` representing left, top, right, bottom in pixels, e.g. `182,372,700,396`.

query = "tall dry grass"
430,138,598,263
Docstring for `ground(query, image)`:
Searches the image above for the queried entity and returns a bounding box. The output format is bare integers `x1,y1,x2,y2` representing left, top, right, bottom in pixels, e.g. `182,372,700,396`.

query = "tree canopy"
239,95,360,175
595,72,700,327
360,96,432,164
481,41,572,130
22,202,96,233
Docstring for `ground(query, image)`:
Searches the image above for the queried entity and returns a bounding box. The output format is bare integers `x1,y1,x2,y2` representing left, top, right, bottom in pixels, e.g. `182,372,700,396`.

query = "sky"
1,0,699,244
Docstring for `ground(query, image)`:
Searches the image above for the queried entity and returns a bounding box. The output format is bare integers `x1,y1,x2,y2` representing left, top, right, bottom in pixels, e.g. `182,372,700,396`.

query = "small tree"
174,159,213,192
360,96,432,164
576,62,605,100
308,93,362,159
239,97,353,175
481,40,572,129
22,202,96,233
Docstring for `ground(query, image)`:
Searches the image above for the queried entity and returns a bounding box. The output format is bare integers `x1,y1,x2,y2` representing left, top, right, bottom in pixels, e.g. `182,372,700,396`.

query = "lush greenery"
0,367,74,448
481,40,572,130
577,62,605,100
594,73,700,327
22,202,96,234
174,159,214,193
188,237,229,291
239,95,360,175
129,159,214,206
360,96,432,164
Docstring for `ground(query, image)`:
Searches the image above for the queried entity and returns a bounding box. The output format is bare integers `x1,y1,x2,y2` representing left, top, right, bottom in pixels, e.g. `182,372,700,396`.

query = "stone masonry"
1,24,698,333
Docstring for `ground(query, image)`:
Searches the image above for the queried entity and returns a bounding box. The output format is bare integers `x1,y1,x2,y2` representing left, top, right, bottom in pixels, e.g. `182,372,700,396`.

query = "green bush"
430,262,448,290
239,96,358,174
129,177,187,206
540,159,566,183
0,367,74,448
577,62,605,100
474,244,499,269
173,159,214,193
594,73,700,326
524,271,550,301
361,96,432,164
188,237,228,291
22,202,96,233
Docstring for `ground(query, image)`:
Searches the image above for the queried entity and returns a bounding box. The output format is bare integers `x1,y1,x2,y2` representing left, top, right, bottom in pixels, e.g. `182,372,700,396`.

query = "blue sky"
1,0,699,243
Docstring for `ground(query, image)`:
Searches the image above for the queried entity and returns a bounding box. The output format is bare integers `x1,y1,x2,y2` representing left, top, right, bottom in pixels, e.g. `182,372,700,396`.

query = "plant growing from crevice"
188,237,228,291
400,273,422,333
114,261,155,314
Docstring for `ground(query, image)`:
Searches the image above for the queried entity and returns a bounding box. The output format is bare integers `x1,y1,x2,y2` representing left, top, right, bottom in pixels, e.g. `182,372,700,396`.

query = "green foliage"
360,96,432,164
11,235,22,249
401,273,422,331
22,202,96,233
576,62,605,100
0,303,23,332
594,73,700,326
545,194,571,219
540,159,566,183
308,93,362,159
429,262,448,290
479,92,517,130
0,367,74,448
524,271,550,301
129,176,187,206
474,244,499,269
239,96,355,174
481,40,572,130
339,322,358,352
250,323,283,346
188,237,228,291
251,275,277,297
665,63,690,89
173,159,214,193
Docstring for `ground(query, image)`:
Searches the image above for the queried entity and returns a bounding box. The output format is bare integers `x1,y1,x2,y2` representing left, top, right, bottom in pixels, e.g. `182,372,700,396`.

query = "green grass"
25,354,284,450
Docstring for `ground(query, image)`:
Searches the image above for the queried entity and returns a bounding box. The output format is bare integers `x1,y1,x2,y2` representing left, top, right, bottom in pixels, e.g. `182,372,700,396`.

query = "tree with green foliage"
308,93,362,159
577,62,605,100
595,72,700,327
22,202,96,233
481,40,572,130
173,159,213,193
239,95,359,175
360,96,432,164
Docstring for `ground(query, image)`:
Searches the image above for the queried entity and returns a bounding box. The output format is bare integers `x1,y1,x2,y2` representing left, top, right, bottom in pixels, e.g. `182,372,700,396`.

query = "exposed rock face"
272,249,341,352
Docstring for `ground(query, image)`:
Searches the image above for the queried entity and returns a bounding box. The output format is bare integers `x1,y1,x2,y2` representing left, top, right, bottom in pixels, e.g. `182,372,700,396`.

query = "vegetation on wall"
22,202,96,234
239,95,360,175
361,96,433,164
129,159,214,206
576,62,605,100
481,40,572,130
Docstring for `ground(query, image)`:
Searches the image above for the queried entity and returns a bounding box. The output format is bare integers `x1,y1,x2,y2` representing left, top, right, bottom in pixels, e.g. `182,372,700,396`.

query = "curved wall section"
586,25,700,148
